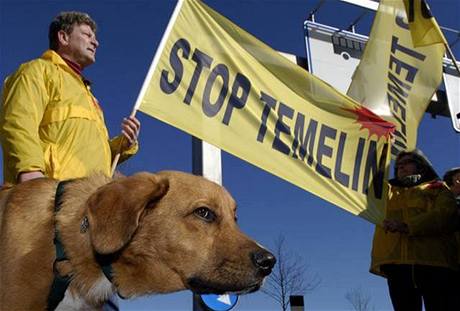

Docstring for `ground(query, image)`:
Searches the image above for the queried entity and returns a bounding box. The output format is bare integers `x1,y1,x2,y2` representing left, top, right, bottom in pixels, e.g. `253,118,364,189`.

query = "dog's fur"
0,171,274,310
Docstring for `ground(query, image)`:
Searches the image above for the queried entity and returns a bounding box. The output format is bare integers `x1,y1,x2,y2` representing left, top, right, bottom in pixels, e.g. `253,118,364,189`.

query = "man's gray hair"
49,11,97,51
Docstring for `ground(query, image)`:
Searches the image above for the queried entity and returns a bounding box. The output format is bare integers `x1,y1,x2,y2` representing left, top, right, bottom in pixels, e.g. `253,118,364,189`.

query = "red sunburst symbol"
344,106,395,140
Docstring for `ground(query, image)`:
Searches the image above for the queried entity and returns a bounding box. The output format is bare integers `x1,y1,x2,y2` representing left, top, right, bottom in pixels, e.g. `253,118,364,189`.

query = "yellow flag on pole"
135,0,395,224
402,0,448,47
347,0,445,158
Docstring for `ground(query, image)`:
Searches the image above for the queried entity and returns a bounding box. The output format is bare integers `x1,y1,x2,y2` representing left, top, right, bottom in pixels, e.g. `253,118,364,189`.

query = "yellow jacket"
0,50,137,183
370,180,458,277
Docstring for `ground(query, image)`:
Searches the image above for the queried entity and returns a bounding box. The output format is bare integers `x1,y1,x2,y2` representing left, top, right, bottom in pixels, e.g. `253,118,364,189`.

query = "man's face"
396,155,418,180
60,23,98,68
450,172,460,196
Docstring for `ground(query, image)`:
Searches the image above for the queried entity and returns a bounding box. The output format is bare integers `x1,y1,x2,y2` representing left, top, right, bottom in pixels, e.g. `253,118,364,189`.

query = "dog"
0,171,275,310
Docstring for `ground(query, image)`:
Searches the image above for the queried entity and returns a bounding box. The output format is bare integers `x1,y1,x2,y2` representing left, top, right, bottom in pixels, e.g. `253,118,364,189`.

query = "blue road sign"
200,294,238,311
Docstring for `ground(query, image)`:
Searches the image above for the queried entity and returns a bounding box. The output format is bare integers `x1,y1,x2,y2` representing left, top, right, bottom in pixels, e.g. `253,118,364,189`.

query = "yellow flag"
402,0,448,47
347,0,445,158
136,0,395,224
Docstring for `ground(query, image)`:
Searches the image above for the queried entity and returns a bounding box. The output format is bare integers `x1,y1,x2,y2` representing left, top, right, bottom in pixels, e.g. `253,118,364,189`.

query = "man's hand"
120,116,141,150
18,171,45,183
383,219,409,234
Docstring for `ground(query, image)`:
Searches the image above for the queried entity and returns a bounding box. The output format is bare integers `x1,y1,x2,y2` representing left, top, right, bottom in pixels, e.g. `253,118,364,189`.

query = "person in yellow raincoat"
0,11,140,184
443,167,460,309
443,167,460,209
370,149,458,311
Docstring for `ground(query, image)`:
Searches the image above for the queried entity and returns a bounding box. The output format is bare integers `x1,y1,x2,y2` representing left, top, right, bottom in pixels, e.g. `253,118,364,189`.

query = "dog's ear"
87,173,169,254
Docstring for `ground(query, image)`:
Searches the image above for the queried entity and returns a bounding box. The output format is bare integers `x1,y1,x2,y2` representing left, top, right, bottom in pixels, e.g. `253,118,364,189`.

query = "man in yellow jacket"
370,150,458,311
443,167,460,310
443,167,460,204
0,11,140,184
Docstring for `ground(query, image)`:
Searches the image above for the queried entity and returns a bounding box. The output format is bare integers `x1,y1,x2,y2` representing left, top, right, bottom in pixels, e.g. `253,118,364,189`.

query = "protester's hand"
383,219,409,234
18,171,45,183
120,116,141,150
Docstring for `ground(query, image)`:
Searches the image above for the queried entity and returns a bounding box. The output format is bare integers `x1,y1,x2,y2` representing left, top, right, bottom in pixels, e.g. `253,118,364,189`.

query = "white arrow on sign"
217,295,232,305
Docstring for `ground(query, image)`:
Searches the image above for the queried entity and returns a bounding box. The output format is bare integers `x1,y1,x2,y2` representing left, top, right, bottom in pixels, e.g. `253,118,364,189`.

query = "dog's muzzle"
251,250,276,276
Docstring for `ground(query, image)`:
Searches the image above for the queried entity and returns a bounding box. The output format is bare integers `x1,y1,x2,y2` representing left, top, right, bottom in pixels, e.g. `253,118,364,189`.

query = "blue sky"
1,0,459,310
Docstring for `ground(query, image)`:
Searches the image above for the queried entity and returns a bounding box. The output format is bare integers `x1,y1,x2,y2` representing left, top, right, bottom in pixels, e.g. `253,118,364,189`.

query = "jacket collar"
41,50,87,83
42,50,70,67
389,178,440,189
61,57,82,76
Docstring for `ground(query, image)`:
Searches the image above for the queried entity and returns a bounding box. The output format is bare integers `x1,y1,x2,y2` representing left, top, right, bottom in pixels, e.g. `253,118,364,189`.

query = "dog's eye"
194,207,216,222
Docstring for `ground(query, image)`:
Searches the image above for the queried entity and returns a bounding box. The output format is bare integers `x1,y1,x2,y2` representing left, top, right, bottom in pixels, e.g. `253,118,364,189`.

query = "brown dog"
0,171,275,310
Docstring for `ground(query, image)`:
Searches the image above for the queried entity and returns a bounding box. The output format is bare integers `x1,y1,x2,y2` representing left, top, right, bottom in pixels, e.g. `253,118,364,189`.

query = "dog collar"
47,181,72,311
96,253,126,299
96,253,114,283
102,264,126,300
101,264,114,283
47,181,123,310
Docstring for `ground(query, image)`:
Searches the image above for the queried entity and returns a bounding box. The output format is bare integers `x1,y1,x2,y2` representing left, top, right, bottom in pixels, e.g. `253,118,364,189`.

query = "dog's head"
86,171,275,298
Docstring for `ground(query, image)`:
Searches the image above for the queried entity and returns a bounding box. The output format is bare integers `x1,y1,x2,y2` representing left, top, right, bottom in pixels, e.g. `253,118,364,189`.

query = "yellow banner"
137,0,395,224
402,0,448,47
347,0,445,158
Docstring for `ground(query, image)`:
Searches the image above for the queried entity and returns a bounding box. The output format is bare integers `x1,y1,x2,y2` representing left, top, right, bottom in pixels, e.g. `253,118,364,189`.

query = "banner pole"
132,0,185,112
110,0,185,176
445,43,460,76
110,109,137,177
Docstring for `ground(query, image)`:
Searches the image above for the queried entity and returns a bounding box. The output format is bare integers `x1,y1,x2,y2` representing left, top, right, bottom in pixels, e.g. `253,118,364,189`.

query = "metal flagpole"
445,43,460,76
110,0,186,176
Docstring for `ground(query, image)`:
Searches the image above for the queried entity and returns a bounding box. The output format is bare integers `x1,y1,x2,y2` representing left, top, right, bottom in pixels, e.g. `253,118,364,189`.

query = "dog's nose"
251,250,276,276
